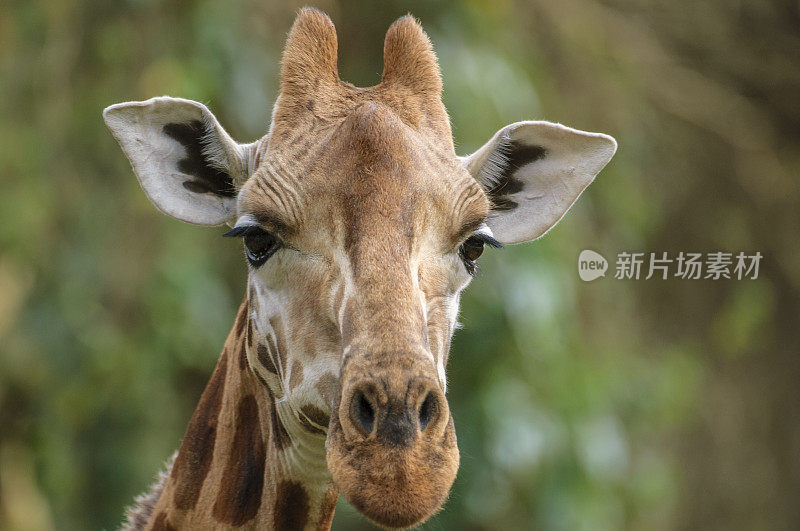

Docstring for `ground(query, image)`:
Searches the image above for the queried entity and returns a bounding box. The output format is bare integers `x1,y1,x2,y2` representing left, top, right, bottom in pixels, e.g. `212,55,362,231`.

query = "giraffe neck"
143,299,338,530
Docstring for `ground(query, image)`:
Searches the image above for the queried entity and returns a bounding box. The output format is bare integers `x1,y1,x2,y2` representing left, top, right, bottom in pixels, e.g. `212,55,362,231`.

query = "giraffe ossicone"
106,8,616,530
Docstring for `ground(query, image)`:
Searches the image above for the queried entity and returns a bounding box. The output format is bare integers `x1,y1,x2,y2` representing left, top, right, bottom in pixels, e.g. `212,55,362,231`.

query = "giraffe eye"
460,237,485,262
223,223,281,267
458,231,502,275
243,229,280,267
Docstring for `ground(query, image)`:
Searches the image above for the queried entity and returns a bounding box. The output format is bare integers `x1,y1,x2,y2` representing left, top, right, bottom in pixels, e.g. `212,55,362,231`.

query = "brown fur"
267,387,291,451
274,480,311,529
257,341,278,374
316,486,339,531
150,511,176,531
211,395,266,525
301,404,330,428
315,372,338,408
171,349,227,510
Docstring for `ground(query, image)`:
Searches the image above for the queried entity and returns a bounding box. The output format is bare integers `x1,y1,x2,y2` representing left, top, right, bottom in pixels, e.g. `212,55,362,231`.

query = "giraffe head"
104,8,615,528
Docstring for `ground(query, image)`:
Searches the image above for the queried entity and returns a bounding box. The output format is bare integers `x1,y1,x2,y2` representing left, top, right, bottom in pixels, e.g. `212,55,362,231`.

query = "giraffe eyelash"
223,214,263,238
469,223,503,249
222,224,264,238
466,232,503,249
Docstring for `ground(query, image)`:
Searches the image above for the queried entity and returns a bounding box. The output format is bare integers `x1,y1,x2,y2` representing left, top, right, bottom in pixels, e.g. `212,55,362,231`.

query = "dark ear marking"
506,141,547,172
485,141,546,212
162,120,236,197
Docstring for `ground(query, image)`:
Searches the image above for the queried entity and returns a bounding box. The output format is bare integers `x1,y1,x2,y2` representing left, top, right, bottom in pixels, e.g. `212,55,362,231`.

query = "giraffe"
104,8,616,530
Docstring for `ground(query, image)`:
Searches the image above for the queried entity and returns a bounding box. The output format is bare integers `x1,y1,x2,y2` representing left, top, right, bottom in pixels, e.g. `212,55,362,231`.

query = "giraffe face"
103,9,616,528
235,98,484,526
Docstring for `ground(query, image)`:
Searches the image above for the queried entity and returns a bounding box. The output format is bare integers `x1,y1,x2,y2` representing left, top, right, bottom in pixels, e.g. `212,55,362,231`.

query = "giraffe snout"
341,376,447,445
327,368,459,529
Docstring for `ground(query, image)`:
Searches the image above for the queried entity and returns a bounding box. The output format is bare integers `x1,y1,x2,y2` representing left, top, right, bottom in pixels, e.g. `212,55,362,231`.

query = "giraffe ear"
103,97,255,226
462,121,617,244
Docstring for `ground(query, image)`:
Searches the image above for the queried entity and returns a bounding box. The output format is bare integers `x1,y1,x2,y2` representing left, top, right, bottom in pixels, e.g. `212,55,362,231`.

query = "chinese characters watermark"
579,251,762,281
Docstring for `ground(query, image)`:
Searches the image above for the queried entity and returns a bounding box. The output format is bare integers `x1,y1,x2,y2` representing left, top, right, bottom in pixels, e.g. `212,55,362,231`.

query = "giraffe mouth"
325,371,459,528
326,416,459,529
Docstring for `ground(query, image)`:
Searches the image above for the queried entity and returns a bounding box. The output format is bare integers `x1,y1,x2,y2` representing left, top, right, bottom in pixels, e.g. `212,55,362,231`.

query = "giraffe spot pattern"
298,415,326,436
274,480,310,530
151,511,176,531
234,306,247,337
301,404,330,428
254,371,270,389
238,343,249,372
171,350,227,510
257,342,278,374
212,394,266,526
268,388,291,450
234,309,249,371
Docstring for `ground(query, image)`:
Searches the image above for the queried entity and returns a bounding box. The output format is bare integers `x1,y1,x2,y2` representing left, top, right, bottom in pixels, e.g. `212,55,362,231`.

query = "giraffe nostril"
418,392,438,432
350,389,376,436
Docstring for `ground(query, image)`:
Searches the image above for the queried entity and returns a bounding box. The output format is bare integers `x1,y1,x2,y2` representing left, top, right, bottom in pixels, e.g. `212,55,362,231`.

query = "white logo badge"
578,250,608,281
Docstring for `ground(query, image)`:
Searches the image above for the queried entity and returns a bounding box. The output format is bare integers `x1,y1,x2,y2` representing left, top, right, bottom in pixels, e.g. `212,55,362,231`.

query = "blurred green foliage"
1,0,798,529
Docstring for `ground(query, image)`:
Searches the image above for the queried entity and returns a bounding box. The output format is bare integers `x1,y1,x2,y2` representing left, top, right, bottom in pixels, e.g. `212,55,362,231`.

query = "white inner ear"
462,121,617,244
104,97,252,226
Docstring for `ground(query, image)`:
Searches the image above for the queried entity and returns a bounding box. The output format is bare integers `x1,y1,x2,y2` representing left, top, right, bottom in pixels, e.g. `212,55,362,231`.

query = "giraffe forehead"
240,157,487,255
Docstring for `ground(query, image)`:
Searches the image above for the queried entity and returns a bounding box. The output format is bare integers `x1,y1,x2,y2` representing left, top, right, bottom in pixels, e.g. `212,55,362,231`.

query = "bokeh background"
1,0,799,529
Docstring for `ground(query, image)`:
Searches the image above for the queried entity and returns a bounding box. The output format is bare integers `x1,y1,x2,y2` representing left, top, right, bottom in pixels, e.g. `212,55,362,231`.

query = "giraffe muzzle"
326,356,459,529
